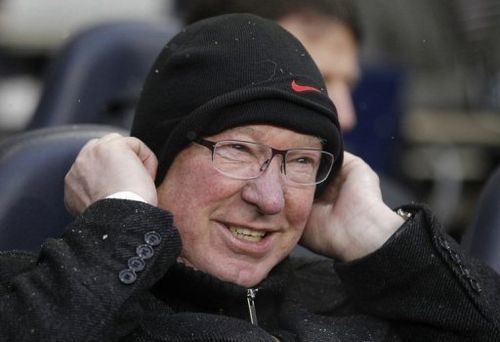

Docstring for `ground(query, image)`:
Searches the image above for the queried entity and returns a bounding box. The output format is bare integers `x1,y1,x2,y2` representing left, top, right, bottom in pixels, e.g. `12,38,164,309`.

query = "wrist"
338,203,405,262
106,191,148,203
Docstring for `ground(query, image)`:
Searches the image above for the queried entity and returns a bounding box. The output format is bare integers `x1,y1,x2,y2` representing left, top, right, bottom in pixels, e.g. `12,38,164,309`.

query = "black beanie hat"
131,13,343,188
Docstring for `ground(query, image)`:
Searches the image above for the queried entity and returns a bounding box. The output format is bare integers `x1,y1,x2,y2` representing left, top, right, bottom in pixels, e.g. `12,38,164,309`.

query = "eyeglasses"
195,138,334,186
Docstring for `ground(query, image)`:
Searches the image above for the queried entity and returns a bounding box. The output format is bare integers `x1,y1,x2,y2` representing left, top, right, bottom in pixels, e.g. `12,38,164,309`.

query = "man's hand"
64,133,158,216
301,152,405,261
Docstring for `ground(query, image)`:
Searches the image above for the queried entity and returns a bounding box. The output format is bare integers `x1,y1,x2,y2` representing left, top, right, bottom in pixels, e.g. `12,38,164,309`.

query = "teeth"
229,227,266,242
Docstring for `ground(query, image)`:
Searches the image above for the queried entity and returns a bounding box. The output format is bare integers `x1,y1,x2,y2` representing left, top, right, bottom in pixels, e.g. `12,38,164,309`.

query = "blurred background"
0,0,499,240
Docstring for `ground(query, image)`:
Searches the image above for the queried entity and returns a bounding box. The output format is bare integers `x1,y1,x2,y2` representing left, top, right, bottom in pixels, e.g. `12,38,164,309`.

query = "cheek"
157,158,242,233
285,189,315,229
187,165,241,208
161,158,224,204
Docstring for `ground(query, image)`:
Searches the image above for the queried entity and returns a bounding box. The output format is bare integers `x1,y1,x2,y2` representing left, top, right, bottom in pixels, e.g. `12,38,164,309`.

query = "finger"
124,137,158,181
97,132,124,143
79,133,124,155
78,138,100,154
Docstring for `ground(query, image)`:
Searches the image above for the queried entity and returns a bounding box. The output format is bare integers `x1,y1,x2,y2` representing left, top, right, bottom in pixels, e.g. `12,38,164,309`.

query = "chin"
206,260,268,288
229,271,268,288
219,257,282,288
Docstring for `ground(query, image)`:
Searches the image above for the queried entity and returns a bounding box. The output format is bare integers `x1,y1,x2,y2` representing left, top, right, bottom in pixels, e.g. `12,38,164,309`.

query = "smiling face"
156,125,320,287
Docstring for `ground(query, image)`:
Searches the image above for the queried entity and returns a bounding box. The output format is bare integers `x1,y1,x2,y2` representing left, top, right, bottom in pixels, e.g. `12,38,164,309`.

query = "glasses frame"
194,138,334,186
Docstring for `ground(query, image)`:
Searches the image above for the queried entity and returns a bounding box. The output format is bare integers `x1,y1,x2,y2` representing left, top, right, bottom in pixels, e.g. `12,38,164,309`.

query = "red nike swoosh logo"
291,80,321,93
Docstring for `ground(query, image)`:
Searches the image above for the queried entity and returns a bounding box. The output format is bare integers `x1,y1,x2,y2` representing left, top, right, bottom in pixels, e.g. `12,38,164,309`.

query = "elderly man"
1,14,499,341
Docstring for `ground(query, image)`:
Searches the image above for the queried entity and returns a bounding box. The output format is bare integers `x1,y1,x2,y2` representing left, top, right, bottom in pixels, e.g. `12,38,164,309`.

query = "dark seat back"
462,166,500,273
28,21,176,130
0,125,126,251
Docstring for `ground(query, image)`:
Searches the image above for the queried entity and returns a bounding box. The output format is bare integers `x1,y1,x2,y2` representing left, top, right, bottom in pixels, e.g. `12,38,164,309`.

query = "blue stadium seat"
0,125,126,251
28,21,176,129
462,165,500,273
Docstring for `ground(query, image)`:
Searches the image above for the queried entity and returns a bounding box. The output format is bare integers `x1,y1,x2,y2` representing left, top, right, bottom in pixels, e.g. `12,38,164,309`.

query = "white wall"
0,0,177,52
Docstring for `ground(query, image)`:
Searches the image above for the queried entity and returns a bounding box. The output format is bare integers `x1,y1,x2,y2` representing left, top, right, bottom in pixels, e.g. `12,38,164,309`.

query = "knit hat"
131,13,343,189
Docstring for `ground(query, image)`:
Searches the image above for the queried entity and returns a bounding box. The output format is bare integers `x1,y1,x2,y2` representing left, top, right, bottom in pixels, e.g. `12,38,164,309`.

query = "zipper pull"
246,288,259,326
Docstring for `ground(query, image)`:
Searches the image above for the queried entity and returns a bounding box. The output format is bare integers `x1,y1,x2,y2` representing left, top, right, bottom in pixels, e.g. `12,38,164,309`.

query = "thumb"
125,137,158,182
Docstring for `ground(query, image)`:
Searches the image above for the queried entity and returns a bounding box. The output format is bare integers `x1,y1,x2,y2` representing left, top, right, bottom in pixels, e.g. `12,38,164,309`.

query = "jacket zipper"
246,288,259,326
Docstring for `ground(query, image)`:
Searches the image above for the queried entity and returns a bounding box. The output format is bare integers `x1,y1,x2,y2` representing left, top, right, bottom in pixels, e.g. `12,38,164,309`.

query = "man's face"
157,125,319,287
280,16,360,132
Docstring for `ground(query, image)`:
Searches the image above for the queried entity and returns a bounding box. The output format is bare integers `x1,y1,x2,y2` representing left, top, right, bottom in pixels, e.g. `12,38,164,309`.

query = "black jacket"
0,199,499,341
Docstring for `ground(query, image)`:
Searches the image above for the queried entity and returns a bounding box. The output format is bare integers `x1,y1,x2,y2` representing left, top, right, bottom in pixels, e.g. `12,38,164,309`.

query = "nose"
241,158,285,215
327,81,357,132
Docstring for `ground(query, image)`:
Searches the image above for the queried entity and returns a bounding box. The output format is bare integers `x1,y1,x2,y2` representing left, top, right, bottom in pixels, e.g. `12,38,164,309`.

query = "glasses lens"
285,149,334,185
316,151,335,184
208,139,334,185
212,140,270,179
